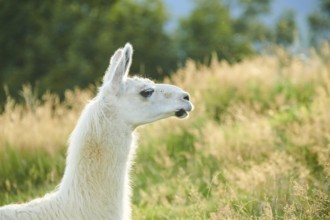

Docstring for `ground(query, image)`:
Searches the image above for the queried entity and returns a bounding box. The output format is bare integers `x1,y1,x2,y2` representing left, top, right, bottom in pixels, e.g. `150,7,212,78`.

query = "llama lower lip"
175,109,188,118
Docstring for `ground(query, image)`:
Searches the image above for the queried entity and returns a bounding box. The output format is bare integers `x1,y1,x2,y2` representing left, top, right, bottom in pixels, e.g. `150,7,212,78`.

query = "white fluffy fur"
0,43,193,220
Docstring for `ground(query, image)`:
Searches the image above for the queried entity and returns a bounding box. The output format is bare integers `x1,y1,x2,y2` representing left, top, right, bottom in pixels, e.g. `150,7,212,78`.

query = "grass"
1,46,330,219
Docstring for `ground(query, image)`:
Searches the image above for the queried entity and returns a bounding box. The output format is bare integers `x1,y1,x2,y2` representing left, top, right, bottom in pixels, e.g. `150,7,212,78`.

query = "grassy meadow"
1,46,330,219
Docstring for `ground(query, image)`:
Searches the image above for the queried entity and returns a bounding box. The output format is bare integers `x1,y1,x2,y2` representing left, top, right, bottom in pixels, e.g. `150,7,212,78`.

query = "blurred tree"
41,0,174,94
0,1,54,95
232,0,273,47
274,10,297,46
99,0,176,79
0,0,117,102
0,0,174,105
308,0,330,46
0,0,276,107
176,0,252,64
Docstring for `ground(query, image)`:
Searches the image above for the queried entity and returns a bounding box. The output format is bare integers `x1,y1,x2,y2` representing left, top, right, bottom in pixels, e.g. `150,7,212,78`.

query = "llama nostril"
183,94,190,101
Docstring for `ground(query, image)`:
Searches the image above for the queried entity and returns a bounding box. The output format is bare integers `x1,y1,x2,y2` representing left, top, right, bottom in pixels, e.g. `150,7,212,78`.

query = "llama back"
0,193,68,220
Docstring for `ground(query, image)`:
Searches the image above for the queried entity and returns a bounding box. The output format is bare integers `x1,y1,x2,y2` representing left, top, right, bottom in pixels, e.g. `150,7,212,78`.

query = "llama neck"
59,99,136,216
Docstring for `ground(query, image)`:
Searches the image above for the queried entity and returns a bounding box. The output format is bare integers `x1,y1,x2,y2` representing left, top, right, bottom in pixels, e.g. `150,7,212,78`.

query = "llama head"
99,43,193,127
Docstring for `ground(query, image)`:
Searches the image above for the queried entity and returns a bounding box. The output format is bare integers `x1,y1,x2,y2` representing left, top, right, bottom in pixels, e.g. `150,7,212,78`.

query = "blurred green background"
1,0,329,107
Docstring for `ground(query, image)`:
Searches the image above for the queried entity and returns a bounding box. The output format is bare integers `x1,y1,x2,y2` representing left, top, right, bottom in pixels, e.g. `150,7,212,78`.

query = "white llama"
0,43,193,220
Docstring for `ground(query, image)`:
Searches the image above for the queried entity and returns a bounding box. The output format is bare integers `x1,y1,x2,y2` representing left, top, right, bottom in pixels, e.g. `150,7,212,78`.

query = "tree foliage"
0,0,173,102
0,0,317,106
176,0,252,64
232,0,273,45
274,10,297,46
308,0,330,45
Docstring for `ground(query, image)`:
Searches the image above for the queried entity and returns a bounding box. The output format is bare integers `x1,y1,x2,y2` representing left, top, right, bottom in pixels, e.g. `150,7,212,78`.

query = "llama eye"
140,89,154,98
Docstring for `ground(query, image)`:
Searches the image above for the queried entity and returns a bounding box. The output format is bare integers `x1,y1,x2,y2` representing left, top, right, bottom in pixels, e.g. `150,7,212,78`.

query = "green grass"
0,146,65,205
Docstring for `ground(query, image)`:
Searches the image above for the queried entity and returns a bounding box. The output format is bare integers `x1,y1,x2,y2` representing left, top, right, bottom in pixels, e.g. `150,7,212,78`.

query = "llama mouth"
175,109,188,118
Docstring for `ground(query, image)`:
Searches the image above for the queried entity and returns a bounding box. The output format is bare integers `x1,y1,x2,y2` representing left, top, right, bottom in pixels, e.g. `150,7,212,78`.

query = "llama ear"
123,43,133,76
103,49,123,83
110,43,133,86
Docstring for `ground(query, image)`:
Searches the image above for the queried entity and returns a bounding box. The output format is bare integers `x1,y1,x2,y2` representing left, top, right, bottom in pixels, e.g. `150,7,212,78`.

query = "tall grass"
1,46,330,219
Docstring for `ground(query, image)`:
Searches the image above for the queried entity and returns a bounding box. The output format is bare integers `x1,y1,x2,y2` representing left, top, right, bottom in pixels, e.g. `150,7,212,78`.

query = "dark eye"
140,88,154,98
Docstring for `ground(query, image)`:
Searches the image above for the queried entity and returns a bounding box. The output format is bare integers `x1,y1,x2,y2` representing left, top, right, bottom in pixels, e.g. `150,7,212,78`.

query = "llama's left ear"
110,43,133,89
103,48,123,83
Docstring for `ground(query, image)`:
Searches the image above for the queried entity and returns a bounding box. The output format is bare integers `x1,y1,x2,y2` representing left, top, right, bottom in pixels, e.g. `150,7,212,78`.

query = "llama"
0,43,193,220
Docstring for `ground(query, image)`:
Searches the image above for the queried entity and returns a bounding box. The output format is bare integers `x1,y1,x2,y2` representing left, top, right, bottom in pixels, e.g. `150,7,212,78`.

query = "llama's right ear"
111,43,133,85
103,49,123,83
104,43,133,95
